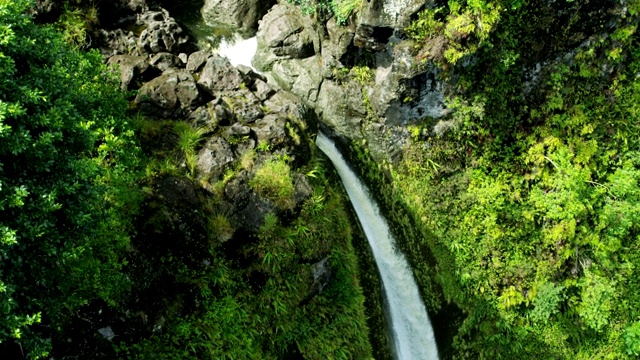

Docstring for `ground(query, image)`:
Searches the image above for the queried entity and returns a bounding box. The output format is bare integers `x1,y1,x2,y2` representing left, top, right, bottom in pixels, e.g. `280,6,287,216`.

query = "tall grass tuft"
173,122,208,178
250,158,295,209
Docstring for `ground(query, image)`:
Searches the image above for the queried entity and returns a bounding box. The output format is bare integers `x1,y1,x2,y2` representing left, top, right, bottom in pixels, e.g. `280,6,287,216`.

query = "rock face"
253,3,318,71
98,8,190,57
271,57,323,103
251,0,447,162
201,0,276,35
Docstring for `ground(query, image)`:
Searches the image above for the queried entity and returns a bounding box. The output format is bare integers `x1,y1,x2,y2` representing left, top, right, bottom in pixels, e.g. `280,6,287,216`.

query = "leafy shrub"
0,0,141,356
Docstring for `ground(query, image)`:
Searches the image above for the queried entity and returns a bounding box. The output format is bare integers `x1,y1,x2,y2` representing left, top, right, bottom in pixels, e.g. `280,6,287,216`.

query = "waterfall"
217,35,258,71
316,132,439,360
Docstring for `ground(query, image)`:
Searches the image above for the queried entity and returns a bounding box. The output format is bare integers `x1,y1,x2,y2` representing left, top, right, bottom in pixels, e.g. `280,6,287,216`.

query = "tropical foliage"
388,0,640,358
0,0,141,357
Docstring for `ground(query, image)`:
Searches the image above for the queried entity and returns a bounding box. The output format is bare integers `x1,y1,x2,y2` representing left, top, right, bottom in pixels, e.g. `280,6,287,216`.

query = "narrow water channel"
316,132,439,360
213,27,439,358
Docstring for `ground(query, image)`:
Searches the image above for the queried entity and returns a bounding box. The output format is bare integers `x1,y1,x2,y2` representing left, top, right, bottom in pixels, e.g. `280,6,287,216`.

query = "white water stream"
316,132,439,360
217,35,258,71
216,30,439,359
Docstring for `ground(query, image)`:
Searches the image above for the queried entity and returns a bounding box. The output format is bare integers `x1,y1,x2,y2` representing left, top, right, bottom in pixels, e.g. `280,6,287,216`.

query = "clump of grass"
211,168,237,197
145,158,179,178
240,149,256,171
250,158,295,209
173,122,208,178
209,214,235,243
331,0,363,24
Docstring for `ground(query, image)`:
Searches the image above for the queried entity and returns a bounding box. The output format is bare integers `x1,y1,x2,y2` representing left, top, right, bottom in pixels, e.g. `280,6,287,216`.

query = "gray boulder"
316,79,367,140
357,0,427,29
271,57,323,104
217,89,264,124
98,8,189,56
98,29,139,57
197,56,244,95
251,114,287,145
196,137,236,181
135,70,200,117
201,0,276,35
29,0,60,22
354,0,427,51
190,98,235,129
369,48,446,126
320,18,356,77
107,54,152,90
186,50,213,73
302,257,331,304
222,174,275,232
253,79,276,101
149,52,182,72
138,8,189,54
253,3,318,71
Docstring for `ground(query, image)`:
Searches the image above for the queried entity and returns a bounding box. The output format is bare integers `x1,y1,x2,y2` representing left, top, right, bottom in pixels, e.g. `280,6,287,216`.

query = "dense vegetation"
393,0,640,358
0,0,141,356
6,0,640,358
0,1,374,358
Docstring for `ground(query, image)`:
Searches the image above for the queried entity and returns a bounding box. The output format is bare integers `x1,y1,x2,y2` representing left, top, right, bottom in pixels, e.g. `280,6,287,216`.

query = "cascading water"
214,26,438,359
316,132,439,360
217,35,258,70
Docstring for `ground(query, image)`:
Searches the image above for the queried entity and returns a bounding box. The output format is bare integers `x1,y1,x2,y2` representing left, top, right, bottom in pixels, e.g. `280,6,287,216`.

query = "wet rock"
202,0,276,35
253,3,318,71
135,70,200,117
